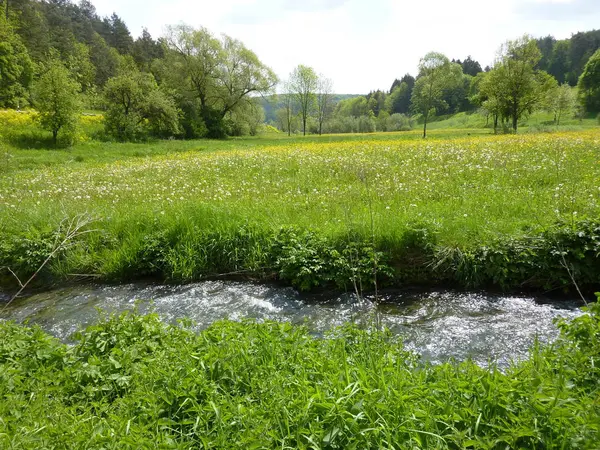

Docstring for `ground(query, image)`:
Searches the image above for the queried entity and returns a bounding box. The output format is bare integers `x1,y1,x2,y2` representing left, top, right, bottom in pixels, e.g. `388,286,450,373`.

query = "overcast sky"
91,0,600,94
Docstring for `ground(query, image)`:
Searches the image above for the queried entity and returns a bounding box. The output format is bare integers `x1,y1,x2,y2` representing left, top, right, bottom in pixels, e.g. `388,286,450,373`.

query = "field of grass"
1,299,599,448
425,110,599,131
1,113,600,293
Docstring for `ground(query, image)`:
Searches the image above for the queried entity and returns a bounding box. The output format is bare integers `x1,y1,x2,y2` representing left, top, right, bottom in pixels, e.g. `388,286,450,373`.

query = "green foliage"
411,52,463,137
482,35,554,133
33,59,81,146
0,15,34,108
103,70,179,141
273,227,393,291
161,25,276,138
0,297,599,447
289,64,318,136
578,48,600,113
436,219,600,291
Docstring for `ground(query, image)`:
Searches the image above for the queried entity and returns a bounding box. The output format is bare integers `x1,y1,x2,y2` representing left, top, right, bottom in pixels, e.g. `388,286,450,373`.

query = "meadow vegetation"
1,120,599,294
0,297,599,448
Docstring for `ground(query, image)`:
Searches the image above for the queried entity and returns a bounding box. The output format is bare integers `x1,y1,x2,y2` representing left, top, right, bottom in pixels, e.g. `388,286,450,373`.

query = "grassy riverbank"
0,298,599,448
1,129,600,294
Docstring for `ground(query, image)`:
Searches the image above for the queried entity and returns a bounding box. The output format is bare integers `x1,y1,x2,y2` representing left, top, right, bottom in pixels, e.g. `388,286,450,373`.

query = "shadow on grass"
6,131,65,150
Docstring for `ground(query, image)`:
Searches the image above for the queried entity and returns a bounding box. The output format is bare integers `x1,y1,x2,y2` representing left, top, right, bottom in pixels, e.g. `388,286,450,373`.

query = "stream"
0,281,583,367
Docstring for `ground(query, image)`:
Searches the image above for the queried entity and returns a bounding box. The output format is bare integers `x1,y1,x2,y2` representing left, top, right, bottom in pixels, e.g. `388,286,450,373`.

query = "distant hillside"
260,94,362,124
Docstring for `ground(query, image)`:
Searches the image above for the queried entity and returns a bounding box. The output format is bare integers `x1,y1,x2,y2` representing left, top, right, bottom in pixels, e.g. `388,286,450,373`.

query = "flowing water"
0,281,583,367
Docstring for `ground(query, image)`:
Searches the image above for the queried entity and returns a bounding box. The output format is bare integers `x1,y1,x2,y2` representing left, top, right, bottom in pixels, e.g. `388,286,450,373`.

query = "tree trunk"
303,116,306,136
512,114,518,133
319,120,322,136
557,111,561,126
493,114,498,134
422,113,428,138
52,129,58,146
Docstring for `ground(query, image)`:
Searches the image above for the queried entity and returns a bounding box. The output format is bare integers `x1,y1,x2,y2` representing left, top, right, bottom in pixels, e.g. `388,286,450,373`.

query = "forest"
1,0,600,144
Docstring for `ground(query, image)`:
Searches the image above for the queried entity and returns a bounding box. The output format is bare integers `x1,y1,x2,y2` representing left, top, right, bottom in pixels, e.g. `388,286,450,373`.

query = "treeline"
0,0,277,144
537,30,600,85
1,0,600,142
273,31,600,136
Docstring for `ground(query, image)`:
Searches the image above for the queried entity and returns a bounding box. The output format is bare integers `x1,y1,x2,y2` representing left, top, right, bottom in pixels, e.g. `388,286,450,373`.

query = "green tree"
33,60,81,145
289,64,318,136
477,70,505,132
163,25,276,138
316,76,334,135
0,14,33,107
279,80,297,136
546,83,576,125
132,28,164,72
103,70,179,141
385,82,412,114
103,13,133,55
410,52,462,138
489,35,553,132
66,41,95,91
578,48,600,113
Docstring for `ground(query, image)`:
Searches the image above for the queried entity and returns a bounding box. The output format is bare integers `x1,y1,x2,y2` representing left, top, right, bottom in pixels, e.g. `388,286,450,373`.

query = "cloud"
517,0,600,20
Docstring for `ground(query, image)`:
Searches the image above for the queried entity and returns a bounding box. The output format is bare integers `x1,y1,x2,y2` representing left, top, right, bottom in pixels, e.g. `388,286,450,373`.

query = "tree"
578,48,600,113
289,64,318,136
316,76,333,135
546,83,576,125
132,28,164,72
103,70,179,141
475,71,504,132
410,52,462,138
102,13,133,55
460,56,482,76
33,59,81,145
163,24,276,138
0,14,33,107
279,81,296,136
390,73,414,94
489,35,553,132
385,82,411,114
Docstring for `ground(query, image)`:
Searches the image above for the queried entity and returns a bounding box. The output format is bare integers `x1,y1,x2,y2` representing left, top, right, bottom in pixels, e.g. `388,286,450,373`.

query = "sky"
91,0,600,94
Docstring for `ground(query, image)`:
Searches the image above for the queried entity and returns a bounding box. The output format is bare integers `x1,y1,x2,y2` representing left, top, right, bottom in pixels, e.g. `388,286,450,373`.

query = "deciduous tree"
489,35,554,132
410,52,462,138
0,14,33,107
103,70,179,141
316,76,333,135
33,59,81,145
578,48,600,113
163,25,276,138
289,64,318,136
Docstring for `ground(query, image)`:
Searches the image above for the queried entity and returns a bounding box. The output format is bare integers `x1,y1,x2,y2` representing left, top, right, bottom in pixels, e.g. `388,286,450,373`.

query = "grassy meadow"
1,111,599,293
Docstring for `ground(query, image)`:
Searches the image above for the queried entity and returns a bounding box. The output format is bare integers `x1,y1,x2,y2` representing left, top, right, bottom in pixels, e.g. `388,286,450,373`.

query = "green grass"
1,298,599,448
1,115,600,293
425,110,598,131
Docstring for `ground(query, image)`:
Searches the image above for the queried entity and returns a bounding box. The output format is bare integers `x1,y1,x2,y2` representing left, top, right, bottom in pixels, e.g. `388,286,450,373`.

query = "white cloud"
91,0,600,94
